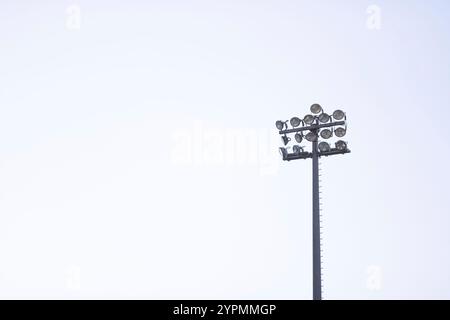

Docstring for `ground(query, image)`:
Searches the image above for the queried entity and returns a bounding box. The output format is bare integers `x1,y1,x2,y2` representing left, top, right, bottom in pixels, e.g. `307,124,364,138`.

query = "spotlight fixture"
332,110,345,121
293,145,303,155
290,117,302,128
334,127,346,137
305,131,318,142
318,141,330,152
320,129,332,139
335,140,347,150
304,114,315,125
279,147,288,160
276,120,286,130
281,135,291,146
310,104,322,114
318,113,330,123
275,103,350,301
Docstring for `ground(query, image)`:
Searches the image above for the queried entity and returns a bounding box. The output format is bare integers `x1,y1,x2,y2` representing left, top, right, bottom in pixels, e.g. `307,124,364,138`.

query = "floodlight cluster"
276,104,349,158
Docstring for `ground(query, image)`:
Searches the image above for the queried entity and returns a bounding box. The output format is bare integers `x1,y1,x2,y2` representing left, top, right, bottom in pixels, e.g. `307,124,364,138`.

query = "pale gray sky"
1,0,449,299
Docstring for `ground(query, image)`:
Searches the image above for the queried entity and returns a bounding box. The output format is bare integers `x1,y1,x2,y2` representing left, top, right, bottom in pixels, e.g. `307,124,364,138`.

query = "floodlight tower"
275,104,350,300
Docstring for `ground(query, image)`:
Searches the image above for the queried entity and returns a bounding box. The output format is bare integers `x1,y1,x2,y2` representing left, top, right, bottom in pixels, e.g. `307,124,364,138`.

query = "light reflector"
335,140,347,150
318,113,330,123
332,110,345,121
293,145,303,155
320,129,332,139
281,135,291,145
335,127,346,137
310,104,322,114
318,141,330,152
305,131,318,142
290,117,301,128
304,114,315,125
279,147,288,159
276,120,285,130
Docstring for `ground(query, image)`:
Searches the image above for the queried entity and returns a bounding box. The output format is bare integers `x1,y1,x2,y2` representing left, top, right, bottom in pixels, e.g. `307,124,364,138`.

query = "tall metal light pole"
311,134,321,300
275,104,350,300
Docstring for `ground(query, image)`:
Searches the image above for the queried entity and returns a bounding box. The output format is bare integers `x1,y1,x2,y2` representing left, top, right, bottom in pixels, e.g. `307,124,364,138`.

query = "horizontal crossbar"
278,121,346,135
282,149,351,161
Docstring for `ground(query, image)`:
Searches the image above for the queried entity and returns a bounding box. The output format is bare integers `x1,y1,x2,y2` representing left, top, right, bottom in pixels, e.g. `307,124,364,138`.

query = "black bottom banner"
0,300,447,318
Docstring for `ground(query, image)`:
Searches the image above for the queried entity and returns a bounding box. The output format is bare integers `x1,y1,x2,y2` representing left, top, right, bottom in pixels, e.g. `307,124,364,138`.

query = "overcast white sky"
1,0,450,299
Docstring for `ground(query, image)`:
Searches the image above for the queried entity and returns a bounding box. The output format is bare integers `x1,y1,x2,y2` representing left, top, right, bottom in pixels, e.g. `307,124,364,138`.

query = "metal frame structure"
275,104,350,300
